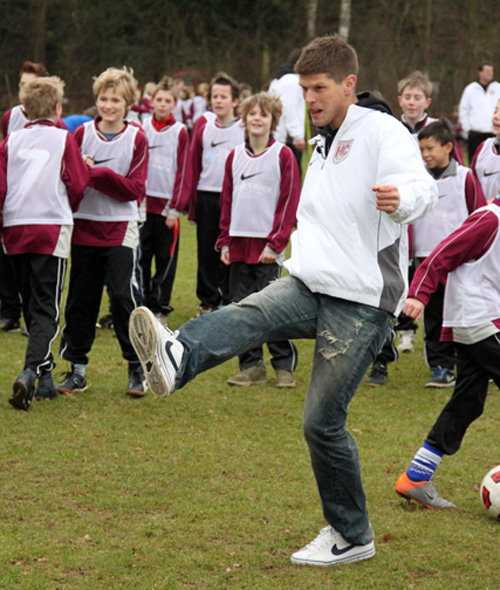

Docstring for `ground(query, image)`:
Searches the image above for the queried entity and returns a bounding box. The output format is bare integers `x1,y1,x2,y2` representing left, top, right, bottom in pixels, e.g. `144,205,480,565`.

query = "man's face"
479,65,494,86
299,73,356,129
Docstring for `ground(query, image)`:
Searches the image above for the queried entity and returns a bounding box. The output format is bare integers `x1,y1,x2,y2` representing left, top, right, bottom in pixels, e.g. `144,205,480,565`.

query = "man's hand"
372,184,400,213
402,297,425,321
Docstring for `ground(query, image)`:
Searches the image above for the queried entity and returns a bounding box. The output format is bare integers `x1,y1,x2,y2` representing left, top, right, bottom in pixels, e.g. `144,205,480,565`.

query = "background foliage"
1,0,500,117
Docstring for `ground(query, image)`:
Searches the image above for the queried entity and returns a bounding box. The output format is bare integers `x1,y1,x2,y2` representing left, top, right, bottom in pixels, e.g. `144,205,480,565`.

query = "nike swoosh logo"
484,171,499,177
438,194,449,199
331,543,356,556
164,341,179,371
211,140,228,148
92,157,114,165
149,145,163,150
240,172,262,181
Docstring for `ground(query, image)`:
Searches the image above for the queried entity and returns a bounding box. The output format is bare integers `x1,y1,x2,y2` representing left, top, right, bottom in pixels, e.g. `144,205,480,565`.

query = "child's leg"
13,253,66,375
60,245,106,365
139,214,155,306
195,191,229,310
150,215,180,314
423,284,456,371
104,245,140,363
426,340,493,455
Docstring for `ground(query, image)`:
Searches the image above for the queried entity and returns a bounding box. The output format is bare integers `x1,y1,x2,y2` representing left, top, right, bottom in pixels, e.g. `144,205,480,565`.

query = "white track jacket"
285,104,438,316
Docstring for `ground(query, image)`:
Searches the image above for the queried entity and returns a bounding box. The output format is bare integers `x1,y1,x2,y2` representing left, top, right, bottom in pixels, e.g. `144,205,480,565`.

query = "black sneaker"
97,314,114,329
0,317,21,332
9,368,36,410
35,372,58,400
365,361,388,386
126,367,147,397
55,370,88,395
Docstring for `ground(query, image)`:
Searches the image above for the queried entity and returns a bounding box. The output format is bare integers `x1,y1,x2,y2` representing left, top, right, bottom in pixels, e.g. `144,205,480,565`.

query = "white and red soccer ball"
480,465,500,519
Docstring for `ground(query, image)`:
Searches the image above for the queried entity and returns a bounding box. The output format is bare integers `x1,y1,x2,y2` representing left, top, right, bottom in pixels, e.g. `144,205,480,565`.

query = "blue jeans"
176,275,392,545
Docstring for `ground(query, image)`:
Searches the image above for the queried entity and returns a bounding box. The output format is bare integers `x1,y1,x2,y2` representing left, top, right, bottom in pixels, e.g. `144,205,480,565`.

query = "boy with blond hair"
189,72,244,315
217,91,301,387
139,77,191,330
58,67,149,397
0,76,89,410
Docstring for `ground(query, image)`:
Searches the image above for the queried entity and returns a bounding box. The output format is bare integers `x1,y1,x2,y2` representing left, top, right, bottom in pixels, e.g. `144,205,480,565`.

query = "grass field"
1,217,499,589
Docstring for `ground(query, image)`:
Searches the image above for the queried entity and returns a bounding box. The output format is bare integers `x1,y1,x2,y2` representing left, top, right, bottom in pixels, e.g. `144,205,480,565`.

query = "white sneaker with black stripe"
129,307,184,397
291,525,375,566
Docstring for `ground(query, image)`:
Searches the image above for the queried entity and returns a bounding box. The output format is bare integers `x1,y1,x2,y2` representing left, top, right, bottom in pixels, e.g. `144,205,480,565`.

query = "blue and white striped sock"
406,442,443,482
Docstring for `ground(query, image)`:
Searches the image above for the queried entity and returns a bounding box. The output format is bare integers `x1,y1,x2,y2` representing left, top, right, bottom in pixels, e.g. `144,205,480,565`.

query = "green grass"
1,217,499,589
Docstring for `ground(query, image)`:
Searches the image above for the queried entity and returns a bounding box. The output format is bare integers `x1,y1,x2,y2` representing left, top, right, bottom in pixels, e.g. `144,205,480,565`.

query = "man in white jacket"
129,36,437,567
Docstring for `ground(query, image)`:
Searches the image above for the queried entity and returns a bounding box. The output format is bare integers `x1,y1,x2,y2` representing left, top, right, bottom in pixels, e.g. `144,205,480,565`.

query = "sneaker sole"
9,379,33,411
227,379,267,387
425,382,455,389
55,385,88,395
395,489,455,511
125,388,147,398
129,308,172,398
291,545,375,566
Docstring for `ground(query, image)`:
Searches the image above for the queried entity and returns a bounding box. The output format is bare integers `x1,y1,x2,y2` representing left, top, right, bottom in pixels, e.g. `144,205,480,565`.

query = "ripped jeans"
176,275,392,545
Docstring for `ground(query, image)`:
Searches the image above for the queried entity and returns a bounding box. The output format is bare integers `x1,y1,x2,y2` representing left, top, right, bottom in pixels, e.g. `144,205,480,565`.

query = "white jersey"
412,163,470,257
143,118,185,200
444,204,500,328
3,124,73,227
198,118,244,192
6,105,29,134
473,137,500,202
229,142,282,238
75,121,139,222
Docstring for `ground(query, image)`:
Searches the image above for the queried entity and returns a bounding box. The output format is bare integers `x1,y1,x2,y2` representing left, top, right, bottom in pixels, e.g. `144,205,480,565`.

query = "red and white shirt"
142,115,191,216
216,138,300,264
0,120,88,257
72,118,148,248
471,137,500,202
189,114,244,221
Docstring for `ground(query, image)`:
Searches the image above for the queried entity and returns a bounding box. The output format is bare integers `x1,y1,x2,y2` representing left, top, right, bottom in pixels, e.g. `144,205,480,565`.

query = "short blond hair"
240,92,282,135
22,76,65,120
398,71,433,98
152,76,179,100
93,67,138,107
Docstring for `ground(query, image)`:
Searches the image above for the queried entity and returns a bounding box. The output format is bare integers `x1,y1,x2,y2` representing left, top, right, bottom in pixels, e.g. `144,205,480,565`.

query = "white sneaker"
291,525,375,567
397,329,415,353
129,307,184,397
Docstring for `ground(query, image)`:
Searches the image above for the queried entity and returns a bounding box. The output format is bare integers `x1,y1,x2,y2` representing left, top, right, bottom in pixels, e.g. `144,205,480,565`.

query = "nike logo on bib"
211,140,228,148
331,543,356,556
149,145,162,150
93,157,114,165
484,170,499,177
240,172,262,181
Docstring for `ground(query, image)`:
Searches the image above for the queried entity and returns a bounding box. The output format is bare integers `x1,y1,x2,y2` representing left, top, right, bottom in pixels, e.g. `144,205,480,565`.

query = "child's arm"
408,207,499,307
88,131,149,203
261,146,301,259
464,168,487,213
188,116,208,222
169,125,192,217
216,151,235,265
61,133,90,212
0,138,7,224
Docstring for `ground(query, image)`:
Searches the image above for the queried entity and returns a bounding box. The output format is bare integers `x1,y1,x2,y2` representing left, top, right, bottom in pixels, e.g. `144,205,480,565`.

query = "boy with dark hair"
396,194,500,510
57,67,149,397
130,35,436,566
217,91,301,387
0,76,89,410
471,98,500,203
413,119,486,387
189,72,244,315
139,77,191,331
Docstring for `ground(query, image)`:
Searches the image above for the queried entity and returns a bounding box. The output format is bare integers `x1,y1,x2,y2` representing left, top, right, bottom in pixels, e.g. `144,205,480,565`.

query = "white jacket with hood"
285,97,438,316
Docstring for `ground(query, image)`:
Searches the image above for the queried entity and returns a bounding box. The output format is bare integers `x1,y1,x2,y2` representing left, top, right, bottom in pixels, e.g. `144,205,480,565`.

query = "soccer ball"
480,465,500,519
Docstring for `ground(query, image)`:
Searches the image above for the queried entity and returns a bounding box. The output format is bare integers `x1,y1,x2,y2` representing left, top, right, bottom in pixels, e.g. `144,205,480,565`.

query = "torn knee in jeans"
318,330,354,359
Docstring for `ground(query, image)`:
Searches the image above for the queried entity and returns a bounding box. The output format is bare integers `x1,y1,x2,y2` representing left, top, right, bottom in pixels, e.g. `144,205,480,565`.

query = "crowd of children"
2,37,500,571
